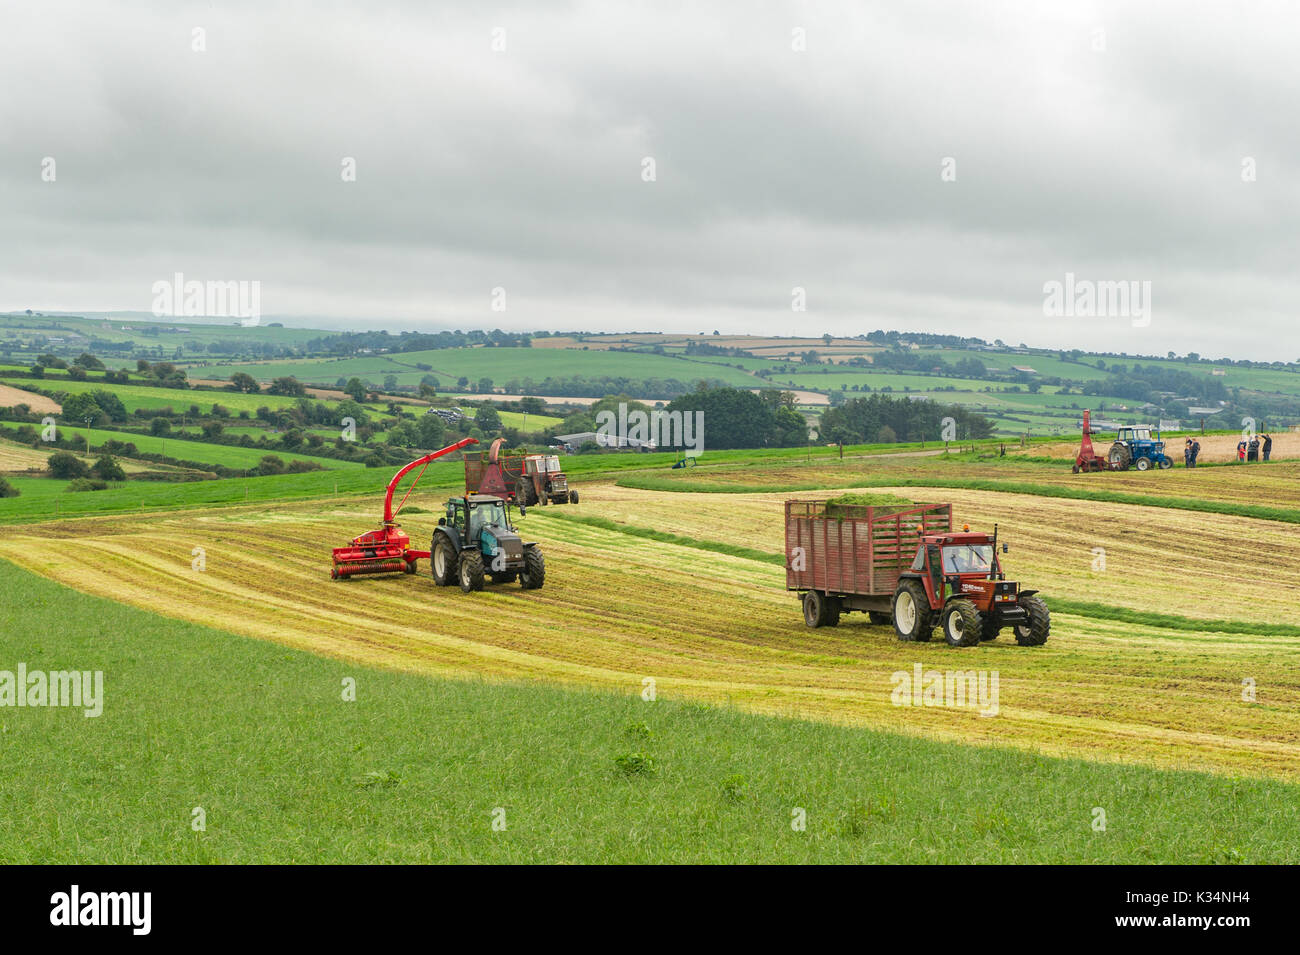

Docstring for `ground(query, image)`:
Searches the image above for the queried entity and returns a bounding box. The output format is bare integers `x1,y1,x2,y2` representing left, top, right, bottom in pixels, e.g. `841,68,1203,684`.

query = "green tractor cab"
431,494,545,593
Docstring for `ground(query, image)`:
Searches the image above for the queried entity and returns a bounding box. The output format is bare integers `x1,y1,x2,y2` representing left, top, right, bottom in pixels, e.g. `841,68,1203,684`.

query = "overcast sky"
2,1,1296,358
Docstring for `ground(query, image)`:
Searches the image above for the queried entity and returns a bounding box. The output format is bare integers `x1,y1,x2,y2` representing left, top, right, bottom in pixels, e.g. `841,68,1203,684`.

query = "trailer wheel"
458,550,485,592
431,535,457,587
802,591,835,628
519,547,546,590
892,580,933,642
868,611,892,627
1014,594,1050,646
941,600,982,647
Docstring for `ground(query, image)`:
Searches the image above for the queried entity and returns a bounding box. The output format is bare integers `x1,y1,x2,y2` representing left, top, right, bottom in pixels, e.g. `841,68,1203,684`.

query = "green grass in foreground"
2,558,1294,863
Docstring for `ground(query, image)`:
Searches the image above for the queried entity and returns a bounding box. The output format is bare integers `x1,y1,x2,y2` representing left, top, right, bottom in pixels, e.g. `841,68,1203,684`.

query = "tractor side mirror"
1002,543,1008,553
438,517,446,526
519,505,527,517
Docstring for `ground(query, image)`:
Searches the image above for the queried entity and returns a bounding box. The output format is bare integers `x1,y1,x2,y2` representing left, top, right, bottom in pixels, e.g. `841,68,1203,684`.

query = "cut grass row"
539,510,1300,639
616,473,1300,525
4,557,1295,863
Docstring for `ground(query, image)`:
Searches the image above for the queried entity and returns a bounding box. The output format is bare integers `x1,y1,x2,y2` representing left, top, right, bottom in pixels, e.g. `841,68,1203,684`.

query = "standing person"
1183,439,1192,468
1190,438,1201,468
1238,440,1247,463
1262,432,1273,462
1249,435,1260,462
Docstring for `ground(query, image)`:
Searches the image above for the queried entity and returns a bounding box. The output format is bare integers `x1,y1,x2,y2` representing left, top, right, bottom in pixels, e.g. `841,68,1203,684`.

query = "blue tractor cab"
1106,426,1173,471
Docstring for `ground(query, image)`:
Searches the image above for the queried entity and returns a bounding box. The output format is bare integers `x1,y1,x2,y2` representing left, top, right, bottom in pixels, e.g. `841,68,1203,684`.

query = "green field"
10,423,361,471
1,377,307,415
194,348,766,391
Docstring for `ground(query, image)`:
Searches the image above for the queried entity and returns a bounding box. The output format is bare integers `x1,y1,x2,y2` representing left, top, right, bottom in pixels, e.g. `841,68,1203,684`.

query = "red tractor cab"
892,528,1050,647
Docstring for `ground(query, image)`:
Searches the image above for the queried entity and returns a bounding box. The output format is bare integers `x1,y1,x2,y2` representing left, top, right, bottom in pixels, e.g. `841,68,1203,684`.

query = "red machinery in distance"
1072,409,1111,473
330,437,480,579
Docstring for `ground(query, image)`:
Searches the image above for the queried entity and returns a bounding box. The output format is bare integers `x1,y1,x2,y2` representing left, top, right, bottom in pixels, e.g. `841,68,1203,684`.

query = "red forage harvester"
330,436,479,579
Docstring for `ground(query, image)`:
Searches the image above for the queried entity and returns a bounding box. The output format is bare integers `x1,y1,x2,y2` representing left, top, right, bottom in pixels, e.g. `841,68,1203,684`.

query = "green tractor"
430,494,545,593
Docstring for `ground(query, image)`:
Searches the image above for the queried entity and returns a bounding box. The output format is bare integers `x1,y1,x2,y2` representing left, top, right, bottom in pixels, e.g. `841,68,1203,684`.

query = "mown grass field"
2,557,1296,863
3,476,1296,780
5,435,1299,862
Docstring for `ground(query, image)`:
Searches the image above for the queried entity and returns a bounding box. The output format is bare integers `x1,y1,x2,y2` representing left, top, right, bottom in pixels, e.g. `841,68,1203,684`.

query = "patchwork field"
3,479,1296,781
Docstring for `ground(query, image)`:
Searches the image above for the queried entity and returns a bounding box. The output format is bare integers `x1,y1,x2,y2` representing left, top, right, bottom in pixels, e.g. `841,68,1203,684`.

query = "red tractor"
890,526,1049,647
786,500,1049,647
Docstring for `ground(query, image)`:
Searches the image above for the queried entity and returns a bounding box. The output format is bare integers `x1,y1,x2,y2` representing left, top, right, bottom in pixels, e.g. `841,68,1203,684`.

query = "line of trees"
818,394,994,444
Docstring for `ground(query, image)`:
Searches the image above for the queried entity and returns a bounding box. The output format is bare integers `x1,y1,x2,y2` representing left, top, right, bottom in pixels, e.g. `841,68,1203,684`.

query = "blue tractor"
1106,426,1173,471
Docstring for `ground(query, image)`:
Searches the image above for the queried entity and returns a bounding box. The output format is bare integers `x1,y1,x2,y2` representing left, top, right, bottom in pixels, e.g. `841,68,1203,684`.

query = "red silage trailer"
785,499,953,623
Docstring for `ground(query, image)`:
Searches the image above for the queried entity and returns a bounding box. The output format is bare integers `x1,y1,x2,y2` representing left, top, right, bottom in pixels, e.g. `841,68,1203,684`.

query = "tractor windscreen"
942,544,995,574
469,501,507,534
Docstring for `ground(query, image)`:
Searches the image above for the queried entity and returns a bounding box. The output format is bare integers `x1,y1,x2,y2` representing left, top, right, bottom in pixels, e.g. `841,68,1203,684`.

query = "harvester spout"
383,437,479,523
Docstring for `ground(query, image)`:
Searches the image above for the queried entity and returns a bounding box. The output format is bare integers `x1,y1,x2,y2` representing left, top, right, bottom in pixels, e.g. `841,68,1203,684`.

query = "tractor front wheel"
519,547,546,590
892,580,934,642
458,550,485,593
1014,594,1050,646
569,489,579,504
431,535,457,587
1135,456,1152,471
1158,457,1172,470
980,615,1001,641
941,600,982,647
868,611,892,627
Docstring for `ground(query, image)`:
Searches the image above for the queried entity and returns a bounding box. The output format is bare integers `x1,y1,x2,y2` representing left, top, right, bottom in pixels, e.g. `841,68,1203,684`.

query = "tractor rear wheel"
868,611,892,626
1014,595,1050,646
431,535,457,587
940,600,982,647
516,480,537,507
1107,442,1131,470
519,547,546,589
458,550,485,592
892,580,934,642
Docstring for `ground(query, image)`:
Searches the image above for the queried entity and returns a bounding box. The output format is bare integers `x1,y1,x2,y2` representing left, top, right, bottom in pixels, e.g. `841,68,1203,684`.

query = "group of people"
1235,433,1273,463
1182,438,1201,467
